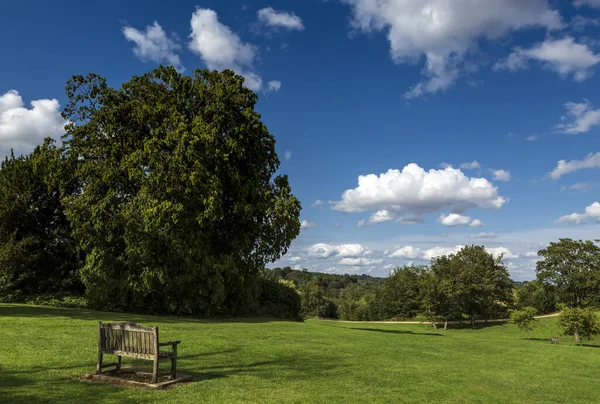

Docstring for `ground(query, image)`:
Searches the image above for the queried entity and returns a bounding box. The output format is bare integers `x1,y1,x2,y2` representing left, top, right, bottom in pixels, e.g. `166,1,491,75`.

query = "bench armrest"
158,340,181,346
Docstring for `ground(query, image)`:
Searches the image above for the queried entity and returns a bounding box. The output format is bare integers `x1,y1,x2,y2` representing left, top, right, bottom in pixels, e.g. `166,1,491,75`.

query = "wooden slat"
100,321,154,332
99,349,173,360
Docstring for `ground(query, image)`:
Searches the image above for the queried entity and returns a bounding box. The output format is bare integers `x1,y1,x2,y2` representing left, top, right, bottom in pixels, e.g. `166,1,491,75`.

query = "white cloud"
556,101,600,134
343,0,561,98
312,200,324,207
300,220,316,229
526,135,538,142
289,256,302,263
257,7,304,31
422,245,464,260
338,257,383,266
383,264,395,270
332,164,506,224
469,219,484,228
486,247,519,260
189,8,263,91
307,243,371,259
492,169,511,182
525,251,538,258
267,80,282,92
460,161,481,169
359,209,396,227
497,37,600,81
575,0,600,8
555,201,600,225
123,21,184,72
284,150,292,160
389,246,422,259
556,212,589,225
0,90,66,159
549,152,600,179
439,213,472,227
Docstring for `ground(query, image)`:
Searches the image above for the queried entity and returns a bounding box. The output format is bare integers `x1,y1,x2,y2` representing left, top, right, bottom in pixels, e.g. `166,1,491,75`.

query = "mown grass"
1,304,600,403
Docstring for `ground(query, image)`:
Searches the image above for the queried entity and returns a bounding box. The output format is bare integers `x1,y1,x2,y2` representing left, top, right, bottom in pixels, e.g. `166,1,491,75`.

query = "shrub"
258,278,302,320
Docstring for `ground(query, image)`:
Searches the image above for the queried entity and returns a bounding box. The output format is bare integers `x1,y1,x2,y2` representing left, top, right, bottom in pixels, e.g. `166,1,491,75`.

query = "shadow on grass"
0,304,291,324
444,322,507,330
350,328,444,337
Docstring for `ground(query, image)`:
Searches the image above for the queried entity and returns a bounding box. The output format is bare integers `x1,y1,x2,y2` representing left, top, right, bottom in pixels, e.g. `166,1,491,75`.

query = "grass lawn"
1,304,600,403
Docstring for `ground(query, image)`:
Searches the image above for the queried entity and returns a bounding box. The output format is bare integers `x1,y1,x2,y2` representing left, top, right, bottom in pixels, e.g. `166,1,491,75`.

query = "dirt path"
319,312,561,325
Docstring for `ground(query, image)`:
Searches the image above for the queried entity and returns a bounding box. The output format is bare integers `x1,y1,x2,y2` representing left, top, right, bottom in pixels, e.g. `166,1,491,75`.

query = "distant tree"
516,279,557,314
429,246,513,328
380,265,424,319
299,280,337,318
536,239,600,308
61,67,301,314
0,140,82,299
557,304,600,345
509,307,538,338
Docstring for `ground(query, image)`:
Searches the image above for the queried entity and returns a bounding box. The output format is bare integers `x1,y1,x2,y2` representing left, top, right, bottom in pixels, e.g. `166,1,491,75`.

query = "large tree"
61,67,301,314
0,139,82,298
536,239,600,308
429,246,513,327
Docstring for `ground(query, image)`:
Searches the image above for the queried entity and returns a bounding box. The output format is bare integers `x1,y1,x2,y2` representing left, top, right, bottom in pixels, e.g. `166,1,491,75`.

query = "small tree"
509,307,538,338
557,304,600,345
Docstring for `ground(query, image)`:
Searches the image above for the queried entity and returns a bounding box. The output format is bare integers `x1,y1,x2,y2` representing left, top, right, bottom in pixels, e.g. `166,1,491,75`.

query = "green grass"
1,304,600,403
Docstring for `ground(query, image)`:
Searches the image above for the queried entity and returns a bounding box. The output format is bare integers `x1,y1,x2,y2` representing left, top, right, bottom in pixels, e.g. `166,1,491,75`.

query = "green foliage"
509,307,538,336
557,304,600,344
515,280,557,313
24,294,88,309
298,280,337,318
536,239,600,308
257,278,301,320
379,265,424,319
61,67,301,315
0,140,82,299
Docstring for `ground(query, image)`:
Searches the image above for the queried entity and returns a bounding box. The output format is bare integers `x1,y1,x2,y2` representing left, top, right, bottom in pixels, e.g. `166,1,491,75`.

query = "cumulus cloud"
0,90,66,159
333,164,507,224
460,161,481,169
387,244,517,261
312,200,324,207
257,7,304,31
439,213,482,227
525,251,538,258
300,220,316,229
189,8,263,91
358,209,396,227
549,152,600,179
492,169,512,182
339,257,383,266
556,202,600,225
123,21,184,72
486,247,519,259
556,100,600,134
308,243,372,259
343,0,561,98
496,37,600,81
266,80,282,92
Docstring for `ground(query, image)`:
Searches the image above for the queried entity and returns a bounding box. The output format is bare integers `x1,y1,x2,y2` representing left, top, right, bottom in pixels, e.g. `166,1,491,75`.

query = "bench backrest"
99,322,157,355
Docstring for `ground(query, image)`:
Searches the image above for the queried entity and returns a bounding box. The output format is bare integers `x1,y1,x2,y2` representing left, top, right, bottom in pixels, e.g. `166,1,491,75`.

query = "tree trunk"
470,314,475,329
431,321,437,329
575,332,582,345
444,320,448,331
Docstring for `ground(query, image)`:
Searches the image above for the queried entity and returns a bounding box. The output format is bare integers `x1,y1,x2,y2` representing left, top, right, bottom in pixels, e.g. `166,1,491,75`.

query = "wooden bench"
97,321,180,383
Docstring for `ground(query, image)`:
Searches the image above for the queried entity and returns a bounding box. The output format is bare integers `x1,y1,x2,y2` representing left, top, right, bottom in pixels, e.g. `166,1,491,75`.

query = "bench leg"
96,352,103,374
152,355,159,383
116,355,122,371
171,344,177,379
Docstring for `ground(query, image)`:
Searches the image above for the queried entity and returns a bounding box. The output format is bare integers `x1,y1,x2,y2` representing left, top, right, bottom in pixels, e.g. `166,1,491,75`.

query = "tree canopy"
61,67,301,314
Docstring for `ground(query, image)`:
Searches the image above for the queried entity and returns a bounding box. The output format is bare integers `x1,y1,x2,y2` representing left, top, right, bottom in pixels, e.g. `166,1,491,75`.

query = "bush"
509,307,538,337
557,304,600,345
23,294,88,309
258,278,302,320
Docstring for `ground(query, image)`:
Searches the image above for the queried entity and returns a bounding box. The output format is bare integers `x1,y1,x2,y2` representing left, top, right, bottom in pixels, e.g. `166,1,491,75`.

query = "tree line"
267,239,600,330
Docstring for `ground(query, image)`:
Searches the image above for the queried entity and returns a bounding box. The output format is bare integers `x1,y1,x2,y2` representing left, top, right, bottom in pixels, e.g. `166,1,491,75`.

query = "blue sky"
2,0,600,280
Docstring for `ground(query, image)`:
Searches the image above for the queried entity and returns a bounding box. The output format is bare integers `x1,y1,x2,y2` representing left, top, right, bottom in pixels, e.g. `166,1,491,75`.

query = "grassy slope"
1,304,600,403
